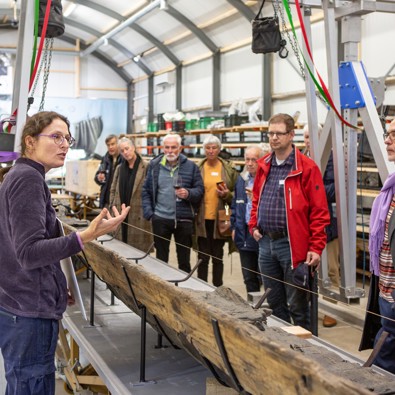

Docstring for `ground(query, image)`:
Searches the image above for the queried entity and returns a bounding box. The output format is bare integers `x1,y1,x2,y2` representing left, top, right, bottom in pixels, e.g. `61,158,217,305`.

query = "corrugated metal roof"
0,0,262,81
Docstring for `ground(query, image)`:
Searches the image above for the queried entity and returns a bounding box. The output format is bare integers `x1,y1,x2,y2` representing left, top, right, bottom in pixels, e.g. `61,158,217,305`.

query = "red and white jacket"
249,148,330,268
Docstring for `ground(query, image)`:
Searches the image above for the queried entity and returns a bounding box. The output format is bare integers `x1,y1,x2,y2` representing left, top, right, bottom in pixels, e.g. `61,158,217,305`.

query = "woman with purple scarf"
362,119,395,374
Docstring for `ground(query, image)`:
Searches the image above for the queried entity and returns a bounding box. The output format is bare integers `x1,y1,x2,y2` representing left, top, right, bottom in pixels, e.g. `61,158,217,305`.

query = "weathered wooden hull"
65,224,395,394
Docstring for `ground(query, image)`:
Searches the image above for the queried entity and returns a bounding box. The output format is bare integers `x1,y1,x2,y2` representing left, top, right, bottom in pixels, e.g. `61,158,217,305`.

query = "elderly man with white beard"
142,134,204,273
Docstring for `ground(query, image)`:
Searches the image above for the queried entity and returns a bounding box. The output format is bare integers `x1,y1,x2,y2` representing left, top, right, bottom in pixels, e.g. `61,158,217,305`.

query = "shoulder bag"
217,204,232,238
251,0,286,56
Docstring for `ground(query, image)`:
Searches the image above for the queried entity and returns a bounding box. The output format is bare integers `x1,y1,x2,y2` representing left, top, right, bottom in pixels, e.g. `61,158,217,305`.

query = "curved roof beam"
71,0,123,21
130,24,180,66
70,1,180,66
225,0,255,20
80,0,161,57
165,5,218,53
61,34,132,82
65,18,153,76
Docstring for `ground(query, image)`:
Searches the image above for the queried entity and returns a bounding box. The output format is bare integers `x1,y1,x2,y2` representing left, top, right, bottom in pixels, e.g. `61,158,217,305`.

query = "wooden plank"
63,224,395,395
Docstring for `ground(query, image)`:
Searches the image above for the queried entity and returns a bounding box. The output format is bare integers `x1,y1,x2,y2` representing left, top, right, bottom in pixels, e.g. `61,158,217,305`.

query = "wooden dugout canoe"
64,224,395,395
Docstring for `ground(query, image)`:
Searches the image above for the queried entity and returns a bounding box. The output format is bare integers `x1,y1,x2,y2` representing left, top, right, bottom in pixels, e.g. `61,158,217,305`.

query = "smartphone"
216,180,225,188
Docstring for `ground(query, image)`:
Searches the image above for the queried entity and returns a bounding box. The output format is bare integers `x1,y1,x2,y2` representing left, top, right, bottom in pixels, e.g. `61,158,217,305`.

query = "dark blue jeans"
239,250,261,293
373,296,395,374
258,236,310,329
0,307,58,395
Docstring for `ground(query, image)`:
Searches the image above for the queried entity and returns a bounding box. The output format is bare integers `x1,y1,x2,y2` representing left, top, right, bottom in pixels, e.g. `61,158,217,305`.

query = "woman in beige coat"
110,137,153,252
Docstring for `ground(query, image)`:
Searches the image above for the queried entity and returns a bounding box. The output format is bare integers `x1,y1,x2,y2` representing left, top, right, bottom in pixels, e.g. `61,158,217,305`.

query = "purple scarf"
369,172,395,275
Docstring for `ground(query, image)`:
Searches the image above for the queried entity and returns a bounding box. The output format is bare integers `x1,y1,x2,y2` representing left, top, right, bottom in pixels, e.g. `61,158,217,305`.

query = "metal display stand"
300,0,395,304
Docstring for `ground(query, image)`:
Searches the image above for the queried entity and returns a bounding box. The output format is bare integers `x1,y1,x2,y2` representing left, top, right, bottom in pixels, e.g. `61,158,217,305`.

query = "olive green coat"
109,158,154,252
195,157,239,240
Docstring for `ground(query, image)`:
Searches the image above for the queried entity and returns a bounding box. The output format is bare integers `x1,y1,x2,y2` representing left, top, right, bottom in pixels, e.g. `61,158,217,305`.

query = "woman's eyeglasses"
38,133,75,147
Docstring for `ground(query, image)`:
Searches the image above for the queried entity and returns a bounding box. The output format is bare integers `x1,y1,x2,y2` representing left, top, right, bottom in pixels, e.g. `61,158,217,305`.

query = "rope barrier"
64,203,395,325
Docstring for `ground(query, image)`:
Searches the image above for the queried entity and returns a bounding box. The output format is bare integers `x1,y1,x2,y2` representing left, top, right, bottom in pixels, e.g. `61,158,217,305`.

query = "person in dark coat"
142,134,204,273
231,144,268,294
363,119,395,374
94,134,122,208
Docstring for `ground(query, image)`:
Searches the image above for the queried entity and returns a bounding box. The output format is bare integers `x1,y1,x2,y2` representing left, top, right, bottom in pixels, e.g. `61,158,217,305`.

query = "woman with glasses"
0,111,129,395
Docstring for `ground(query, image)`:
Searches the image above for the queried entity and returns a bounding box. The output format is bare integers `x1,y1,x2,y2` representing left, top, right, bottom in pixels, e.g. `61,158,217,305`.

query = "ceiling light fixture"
133,54,141,63
159,0,169,11
63,3,77,18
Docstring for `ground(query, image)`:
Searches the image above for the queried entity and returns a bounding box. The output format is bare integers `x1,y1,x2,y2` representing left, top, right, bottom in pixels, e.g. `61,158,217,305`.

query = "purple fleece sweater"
0,158,82,319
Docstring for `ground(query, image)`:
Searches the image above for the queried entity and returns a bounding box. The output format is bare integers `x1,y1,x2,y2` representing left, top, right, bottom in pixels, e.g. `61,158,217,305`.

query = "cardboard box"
65,159,100,196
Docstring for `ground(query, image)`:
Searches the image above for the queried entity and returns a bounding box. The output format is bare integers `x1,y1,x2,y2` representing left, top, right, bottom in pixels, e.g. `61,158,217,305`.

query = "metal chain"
39,37,54,111
274,0,305,79
28,43,46,112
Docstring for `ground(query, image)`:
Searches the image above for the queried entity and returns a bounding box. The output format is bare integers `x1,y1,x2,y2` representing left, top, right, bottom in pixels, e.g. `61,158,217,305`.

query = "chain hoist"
28,37,54,112
39,37,54,111
274,0,305,79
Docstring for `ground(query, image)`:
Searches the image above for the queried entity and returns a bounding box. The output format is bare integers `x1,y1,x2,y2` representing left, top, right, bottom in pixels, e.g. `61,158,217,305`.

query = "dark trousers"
152,216,193,273
373,296,395,374
197,220,226,287
258,236,310,330
0,307,58,395
239,250,261,293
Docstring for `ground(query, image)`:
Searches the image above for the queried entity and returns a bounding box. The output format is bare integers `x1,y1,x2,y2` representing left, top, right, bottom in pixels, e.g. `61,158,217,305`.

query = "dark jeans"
258,236,310,330
239,250,261,293
373,296,395,374
0,307,58,395
152,215,193,273
197,220,226,287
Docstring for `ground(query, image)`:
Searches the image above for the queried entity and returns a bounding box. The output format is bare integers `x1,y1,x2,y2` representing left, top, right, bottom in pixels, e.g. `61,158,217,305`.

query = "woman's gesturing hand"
78,204,130,245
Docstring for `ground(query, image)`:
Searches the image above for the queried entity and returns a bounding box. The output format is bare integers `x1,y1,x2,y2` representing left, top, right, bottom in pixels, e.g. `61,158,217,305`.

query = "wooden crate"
65,160,100,196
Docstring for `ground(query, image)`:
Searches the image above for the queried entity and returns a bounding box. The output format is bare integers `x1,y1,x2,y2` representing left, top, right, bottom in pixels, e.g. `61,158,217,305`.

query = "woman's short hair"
202,134,222,150
118,136,134,147
21,111,70,156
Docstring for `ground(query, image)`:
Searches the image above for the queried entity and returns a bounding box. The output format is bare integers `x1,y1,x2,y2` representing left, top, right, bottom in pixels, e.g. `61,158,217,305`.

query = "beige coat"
109,158,154,252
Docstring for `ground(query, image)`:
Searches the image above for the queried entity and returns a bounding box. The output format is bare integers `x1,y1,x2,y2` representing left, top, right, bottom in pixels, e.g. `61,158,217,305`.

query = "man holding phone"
249,113,330,331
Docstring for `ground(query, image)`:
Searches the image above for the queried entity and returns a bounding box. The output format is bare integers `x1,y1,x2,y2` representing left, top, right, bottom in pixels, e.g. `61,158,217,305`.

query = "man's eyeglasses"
383,131,395,143
38,133,75,147
267,131,290,138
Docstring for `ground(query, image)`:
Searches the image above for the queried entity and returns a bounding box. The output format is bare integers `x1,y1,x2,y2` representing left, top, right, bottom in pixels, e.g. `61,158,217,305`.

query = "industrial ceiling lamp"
133,54,141,63
159,0,168,11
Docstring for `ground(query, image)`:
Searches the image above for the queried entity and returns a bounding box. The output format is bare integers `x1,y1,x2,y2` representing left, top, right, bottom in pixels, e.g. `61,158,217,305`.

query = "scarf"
119,156,140,243
369,172,395,275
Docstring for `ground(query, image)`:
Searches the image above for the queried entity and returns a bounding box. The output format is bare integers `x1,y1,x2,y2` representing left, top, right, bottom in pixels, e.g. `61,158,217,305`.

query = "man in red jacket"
249,113,330,330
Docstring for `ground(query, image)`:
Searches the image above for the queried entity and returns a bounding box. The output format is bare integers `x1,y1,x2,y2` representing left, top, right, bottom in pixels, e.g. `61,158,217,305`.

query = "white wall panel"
182,59,212,110
361,13,395,78
80,57,127,100
221,47,262,103
134,79,148,118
